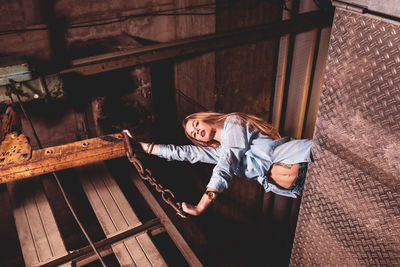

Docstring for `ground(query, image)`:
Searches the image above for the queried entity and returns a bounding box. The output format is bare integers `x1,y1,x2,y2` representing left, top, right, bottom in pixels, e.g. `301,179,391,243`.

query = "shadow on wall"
61,68,154,139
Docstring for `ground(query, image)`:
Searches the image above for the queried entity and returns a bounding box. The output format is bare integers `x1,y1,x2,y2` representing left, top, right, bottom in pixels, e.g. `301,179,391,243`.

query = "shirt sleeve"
207,116,249,192
158,144,219,164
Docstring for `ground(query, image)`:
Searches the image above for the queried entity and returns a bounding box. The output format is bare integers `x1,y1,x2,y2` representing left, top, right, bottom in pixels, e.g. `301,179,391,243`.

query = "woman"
135,112,313,217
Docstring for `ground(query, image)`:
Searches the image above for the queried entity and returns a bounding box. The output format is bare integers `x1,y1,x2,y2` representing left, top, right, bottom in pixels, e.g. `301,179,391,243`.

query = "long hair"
182,112,281,148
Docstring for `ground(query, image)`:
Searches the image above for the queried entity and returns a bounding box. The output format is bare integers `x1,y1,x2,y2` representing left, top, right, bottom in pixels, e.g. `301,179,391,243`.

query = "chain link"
122,131,185,216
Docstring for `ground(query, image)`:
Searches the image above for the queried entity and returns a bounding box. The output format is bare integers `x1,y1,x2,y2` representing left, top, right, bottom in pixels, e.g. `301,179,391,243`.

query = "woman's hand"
181,202,205,216
122,130,147,155
178,188,218,218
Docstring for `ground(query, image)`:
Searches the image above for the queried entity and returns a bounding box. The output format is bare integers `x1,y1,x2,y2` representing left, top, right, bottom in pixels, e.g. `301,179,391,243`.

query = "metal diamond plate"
290,9,400,267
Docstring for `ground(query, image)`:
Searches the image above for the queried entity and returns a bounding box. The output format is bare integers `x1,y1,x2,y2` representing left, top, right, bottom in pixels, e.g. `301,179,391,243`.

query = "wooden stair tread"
7,179,72,267
76,162,167,267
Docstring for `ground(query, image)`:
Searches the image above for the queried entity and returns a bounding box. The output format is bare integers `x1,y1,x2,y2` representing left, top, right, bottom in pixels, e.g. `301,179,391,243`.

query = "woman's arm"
139,142,159,156
181,187,218,217
138,142,219,164
122,130,160,156
154,143,219,164
137,143,219,218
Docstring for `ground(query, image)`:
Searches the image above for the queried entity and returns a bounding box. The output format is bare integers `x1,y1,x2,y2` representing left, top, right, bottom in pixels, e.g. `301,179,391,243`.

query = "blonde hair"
182,112,281,148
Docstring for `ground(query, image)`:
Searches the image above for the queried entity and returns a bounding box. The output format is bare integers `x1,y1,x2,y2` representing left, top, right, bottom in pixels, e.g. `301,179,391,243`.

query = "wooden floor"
0,156,300,267
0,160,190,266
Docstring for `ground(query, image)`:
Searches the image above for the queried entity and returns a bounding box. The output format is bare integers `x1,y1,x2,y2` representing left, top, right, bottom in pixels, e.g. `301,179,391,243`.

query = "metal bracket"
332,1,367,13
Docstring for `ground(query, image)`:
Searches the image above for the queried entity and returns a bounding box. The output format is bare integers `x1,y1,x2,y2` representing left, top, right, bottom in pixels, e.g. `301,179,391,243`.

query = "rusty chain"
122,131,185,217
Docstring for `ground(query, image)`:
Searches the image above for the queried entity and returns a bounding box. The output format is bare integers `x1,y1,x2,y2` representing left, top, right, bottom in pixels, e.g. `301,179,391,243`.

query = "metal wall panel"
282,0,319,138
337,0,400,19
291,9,400,266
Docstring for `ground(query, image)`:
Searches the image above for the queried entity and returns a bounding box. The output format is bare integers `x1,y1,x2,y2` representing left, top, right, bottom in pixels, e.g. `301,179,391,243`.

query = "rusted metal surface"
291,9,400,266
333,0,400,19
0,106,31,165
0,57,32,86
122,131,185,216
60,11,333,76
0,133,125,183
0,57,64,105
0,133,31,165
1,106,21,140
0,75,65,105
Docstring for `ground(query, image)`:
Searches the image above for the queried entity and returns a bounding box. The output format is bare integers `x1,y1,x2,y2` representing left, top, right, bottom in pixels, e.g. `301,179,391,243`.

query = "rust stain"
100,135,122,143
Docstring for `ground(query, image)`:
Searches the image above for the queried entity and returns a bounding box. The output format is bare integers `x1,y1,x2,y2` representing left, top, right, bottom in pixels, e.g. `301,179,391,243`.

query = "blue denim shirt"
158,115,313,198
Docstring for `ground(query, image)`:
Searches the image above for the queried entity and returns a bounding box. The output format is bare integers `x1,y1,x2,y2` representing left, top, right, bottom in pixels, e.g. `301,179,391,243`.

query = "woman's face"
185,119,215,142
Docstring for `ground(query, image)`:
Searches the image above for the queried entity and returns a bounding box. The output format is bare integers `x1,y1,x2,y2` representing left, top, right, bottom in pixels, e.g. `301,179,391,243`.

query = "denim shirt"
158,115,313,198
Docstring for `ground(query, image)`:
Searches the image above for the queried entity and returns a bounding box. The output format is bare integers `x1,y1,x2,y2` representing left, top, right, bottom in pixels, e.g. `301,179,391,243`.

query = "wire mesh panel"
290,9,400,267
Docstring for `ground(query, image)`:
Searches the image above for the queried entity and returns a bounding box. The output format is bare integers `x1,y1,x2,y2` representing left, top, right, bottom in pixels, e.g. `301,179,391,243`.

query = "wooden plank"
0,133,125,183
283,1,319,138
302,26,331,138
272,0,292,130
75,247,113,267
38,219,162,267
59,11,333,76
77,162,167,267
7,179,72,267
127,167,204,267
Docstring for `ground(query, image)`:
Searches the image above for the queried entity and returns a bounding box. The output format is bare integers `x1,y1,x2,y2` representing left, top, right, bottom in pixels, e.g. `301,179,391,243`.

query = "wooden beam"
0,133,126,183
128,168,204,267
60,10,333,76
